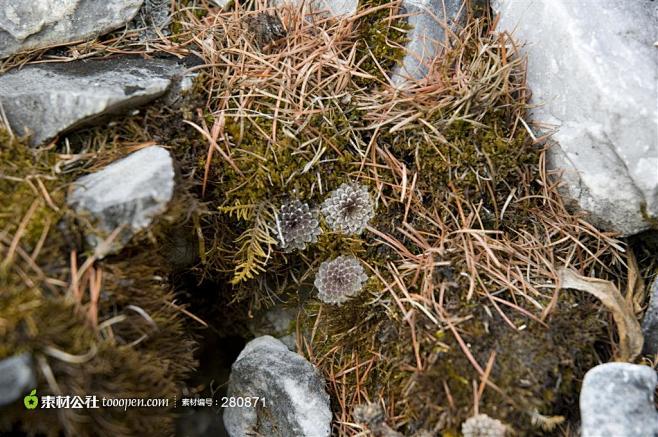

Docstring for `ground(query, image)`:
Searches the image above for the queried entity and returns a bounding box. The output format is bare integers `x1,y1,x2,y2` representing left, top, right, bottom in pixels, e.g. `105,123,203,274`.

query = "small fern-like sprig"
222,201,277,284
218,202,258,221
530,409,564,432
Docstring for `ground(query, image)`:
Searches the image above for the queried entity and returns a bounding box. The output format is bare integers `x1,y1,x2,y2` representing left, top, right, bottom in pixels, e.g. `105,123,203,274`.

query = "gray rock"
223,336,331,437
0,353,37,407
67,146,175,257
392,0,468,86
493,0,658,236
210,0,231,8
271,0,357,17
0,0,143,59
580,363,658,437
0,57,183,146
131,0,171,39
642,277,658,355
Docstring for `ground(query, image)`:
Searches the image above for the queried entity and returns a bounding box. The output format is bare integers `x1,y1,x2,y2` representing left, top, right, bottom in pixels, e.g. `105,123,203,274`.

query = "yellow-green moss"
354,0,410,86
1,3,620,435
0,133,196,436
197,106,369,288
0,136,64,251
380,115,538,230
300,282,606,435
640,202,658,230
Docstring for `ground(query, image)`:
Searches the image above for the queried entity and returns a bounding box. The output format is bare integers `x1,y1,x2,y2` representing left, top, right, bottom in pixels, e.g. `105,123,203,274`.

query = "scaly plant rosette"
321,182,374,235
276,199,322,251
314,255,368,305
461,414,508,437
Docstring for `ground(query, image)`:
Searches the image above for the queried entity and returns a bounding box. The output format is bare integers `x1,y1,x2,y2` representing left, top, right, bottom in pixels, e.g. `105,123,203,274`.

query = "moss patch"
354,0,409,86
0,134,196,436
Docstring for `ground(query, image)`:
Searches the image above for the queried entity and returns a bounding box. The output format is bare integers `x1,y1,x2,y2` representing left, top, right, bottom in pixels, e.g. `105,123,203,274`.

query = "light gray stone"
0,0,143,59
0,353,37,407
210,0,231,8
68,146,175,257
271,0,357,17
580,363,658,437
0,57,183,146
223,336,331,437
131,0,171,39
642,277,658,355
392,0,468,86
493,0,658,236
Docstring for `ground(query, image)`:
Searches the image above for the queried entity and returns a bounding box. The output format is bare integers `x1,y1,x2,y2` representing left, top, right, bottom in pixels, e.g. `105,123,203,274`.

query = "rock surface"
271,0,357,17
392,0,468,86
642,277,658,355
493,0,658,236
131,0,171,39
580,363,658,437
210,0,231,7
67,146,175,257
223,336,331,437
0,353,37,407
0,57,183,146
0,0,143,59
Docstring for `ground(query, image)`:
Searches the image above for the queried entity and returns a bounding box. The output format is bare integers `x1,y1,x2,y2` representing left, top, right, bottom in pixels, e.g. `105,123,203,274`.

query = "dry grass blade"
559,268,643,361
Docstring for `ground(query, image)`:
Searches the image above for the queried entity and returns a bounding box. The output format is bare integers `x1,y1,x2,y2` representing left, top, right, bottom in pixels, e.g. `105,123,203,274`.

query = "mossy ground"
0,1,653,436
170,3,629,436
0,129,196,435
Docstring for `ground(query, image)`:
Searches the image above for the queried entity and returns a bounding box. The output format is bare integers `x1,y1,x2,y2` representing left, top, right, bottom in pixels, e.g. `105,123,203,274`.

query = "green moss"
354,0,410,87
214,111,359,205
301,282,606,435
0,136,64,251
0,133,196,436
14,4,619,435
200,105,368,287
385,113,534,198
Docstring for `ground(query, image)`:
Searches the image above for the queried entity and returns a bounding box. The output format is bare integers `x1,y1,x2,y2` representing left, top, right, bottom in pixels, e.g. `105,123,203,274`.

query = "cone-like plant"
314,255,368,304
461,414,507,437
277,199,321,251
321,183,374,234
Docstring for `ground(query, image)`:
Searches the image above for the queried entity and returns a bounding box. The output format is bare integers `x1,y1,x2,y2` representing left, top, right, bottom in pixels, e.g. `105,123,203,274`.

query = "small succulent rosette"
461,414,508,437
321,182,374,235
276,198,322,251
314,255,368,304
